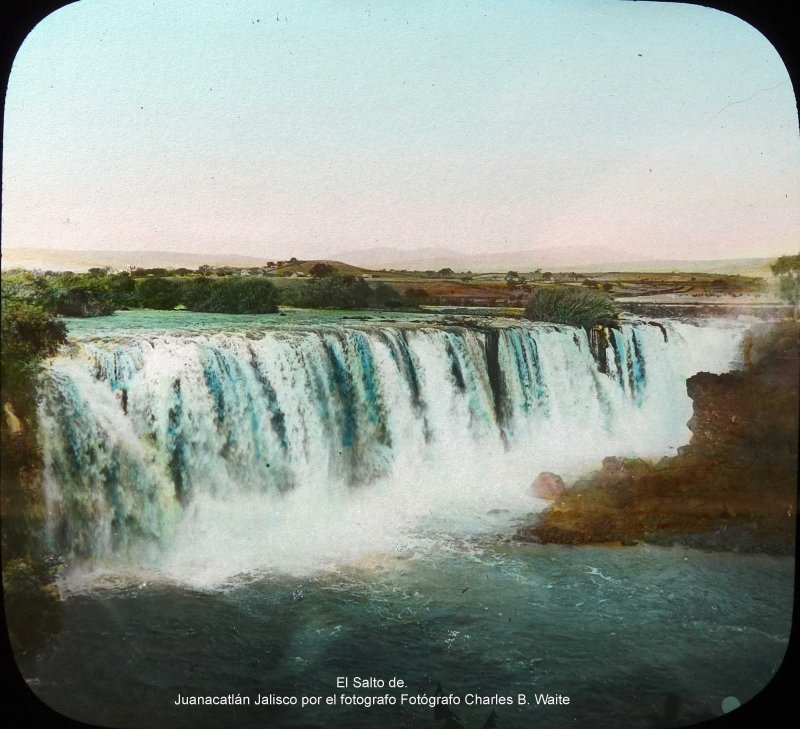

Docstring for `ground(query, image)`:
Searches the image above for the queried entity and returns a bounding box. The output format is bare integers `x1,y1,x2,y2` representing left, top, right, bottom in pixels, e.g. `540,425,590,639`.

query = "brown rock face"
519,321,799,554
531,472,567,500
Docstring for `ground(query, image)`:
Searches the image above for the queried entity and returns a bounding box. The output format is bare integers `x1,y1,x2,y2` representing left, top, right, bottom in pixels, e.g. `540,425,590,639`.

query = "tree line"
1,268,435,318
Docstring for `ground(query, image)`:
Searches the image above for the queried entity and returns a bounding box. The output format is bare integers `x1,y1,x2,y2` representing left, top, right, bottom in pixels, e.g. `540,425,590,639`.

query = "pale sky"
2,0,798,262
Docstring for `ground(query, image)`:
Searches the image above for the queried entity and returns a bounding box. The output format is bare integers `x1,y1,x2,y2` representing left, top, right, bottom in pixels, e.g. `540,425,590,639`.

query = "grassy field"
267,259,770,308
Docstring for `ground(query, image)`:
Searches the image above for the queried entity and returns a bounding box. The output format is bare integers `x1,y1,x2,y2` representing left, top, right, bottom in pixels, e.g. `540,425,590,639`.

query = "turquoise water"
63,308,461,337
19,309,792,728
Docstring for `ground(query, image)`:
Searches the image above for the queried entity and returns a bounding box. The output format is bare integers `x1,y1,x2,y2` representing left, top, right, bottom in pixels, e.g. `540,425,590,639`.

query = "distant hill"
332,244,650,272
570,257,775,277
332,245,776,276
1,248,275,272
276,259,368,276
1,246,777,278
332,246,464,270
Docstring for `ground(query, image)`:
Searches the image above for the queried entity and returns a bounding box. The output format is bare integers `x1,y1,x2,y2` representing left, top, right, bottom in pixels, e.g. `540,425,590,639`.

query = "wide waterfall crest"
38,320,742,582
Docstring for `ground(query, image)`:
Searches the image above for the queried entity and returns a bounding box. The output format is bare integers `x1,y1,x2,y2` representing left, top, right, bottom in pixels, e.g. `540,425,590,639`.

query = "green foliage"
1,270,133,316
134,276,183,310
771,253,800,309
1,300,67,410
1,288,68,647
777,277,800,308
49,283,116,316
309,262,335,278
0,270,48,301
1,285,67,563
1,265,436,317
523,286,620,328
3,268,282,316
293,274,371,309
404,287,430,304
370,282,403,308
185,276,278,314
771,253,800,276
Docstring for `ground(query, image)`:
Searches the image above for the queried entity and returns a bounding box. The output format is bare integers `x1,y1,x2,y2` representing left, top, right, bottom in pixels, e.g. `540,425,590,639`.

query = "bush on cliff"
1,300,66,543
1,299,67,654
523,286,620,328
1,300,67,411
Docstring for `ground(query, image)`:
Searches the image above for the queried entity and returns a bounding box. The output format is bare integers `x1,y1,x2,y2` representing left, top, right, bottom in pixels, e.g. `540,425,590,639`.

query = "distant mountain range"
332,245,650,271
1,246,777,277
1,249,274,272
330,245,776,275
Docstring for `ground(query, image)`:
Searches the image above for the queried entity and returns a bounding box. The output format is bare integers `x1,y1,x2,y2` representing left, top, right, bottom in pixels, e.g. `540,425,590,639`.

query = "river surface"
16,310,794,728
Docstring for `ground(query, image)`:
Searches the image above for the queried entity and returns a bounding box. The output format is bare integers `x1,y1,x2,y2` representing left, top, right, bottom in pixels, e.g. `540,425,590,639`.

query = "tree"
309,262,335,278
1,300,67,412
297,274,370,309
771,253,800,314
1,299,68,649
404,287,430,304
43,273,115,316
370,282,403,308
185,276,278,314
135,276,182,310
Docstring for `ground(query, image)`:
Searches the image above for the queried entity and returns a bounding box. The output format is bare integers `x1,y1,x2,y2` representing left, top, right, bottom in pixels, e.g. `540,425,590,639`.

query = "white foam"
40,319,745,587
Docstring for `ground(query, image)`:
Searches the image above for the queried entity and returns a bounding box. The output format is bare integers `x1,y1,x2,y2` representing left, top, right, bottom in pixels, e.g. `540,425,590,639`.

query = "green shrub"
771,253,800,311
185,276,278,314
134,276,183,310
2,270,105,316
293,274,371,309
370,282,404,308
1,300,67,408
309,262,335,278
1,299,68,571
523,286,620,328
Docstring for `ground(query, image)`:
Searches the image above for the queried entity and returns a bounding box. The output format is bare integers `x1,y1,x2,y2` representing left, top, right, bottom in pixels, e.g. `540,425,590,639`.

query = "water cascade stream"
38,319,743,582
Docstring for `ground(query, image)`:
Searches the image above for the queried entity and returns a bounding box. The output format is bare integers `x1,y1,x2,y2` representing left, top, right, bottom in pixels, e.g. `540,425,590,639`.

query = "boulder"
531,472,566,500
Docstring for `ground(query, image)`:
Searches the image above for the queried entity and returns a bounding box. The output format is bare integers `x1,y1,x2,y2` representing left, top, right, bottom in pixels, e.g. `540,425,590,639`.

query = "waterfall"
38,319,743,582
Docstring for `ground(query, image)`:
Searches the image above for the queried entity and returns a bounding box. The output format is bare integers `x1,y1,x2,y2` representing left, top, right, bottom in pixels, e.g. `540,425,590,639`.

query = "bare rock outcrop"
531,472,567,500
